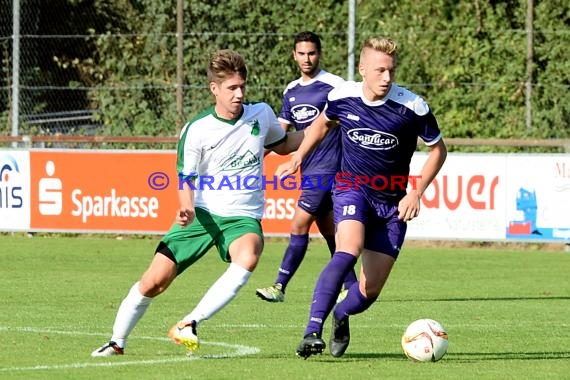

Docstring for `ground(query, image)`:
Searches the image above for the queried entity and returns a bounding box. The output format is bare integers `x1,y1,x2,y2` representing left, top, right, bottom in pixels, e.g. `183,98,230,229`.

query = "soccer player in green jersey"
92,49,304,357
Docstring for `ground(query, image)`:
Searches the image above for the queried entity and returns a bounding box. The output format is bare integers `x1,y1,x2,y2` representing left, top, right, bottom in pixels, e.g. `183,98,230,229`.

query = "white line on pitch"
0,326,260,373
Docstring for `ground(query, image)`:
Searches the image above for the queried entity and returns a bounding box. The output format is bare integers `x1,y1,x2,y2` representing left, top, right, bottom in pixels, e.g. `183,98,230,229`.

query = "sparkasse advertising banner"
29,150,179,233
261,155,319,235
0,149,568,242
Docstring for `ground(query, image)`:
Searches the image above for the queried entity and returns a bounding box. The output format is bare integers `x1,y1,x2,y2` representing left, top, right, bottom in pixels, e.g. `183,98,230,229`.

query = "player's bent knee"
231,252,260,271
139,268,176,297
138,278,170,297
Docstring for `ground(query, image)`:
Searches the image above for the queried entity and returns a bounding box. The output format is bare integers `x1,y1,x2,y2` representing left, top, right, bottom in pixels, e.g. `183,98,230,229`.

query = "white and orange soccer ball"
401,318,449,362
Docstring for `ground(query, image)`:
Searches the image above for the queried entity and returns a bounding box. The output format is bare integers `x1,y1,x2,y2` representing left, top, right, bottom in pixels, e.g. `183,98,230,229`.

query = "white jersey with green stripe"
177,103,286,219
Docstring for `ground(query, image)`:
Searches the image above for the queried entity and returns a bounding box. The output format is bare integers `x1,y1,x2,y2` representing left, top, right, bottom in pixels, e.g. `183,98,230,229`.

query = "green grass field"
1,235,569,379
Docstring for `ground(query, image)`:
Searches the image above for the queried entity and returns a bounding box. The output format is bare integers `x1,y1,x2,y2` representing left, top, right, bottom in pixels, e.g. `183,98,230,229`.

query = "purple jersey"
325,81,442,203
279,70,344,176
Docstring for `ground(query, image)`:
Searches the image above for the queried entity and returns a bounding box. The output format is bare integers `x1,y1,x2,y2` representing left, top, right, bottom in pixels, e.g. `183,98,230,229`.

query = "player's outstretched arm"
264,122,292,157
270,130,305,156
274,113,335,178
176,181,196,227
415,139,447,195
398,139,447,221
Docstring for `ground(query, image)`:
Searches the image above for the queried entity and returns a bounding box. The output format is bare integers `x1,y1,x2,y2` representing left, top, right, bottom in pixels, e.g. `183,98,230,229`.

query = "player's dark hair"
293,31,322,52
207,49,247,84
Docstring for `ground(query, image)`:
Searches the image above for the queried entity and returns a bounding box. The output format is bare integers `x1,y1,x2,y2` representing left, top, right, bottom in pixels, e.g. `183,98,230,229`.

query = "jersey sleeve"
278,89,293,126
414,98,443,146
323,90,342,121
263,104,287,148
176,122,202,179
322,81,356,121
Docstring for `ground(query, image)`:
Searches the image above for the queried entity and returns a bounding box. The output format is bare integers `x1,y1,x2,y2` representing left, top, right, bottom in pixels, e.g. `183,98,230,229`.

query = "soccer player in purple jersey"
256,31,357,303
276,37,447,358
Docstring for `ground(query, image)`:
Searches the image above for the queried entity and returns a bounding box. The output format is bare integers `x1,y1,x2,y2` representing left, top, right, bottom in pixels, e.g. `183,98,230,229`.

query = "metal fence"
2,1,570,151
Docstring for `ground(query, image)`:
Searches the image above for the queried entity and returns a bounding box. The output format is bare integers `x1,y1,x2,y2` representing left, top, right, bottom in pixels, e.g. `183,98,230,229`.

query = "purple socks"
304,251,357,337
275,234,309,291
334,282,377,319
324,235,358,290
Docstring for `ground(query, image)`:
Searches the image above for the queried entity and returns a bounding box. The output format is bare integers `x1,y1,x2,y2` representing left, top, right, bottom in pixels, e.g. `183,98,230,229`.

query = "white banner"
503,154,570,240
0,151,31,230
407,153,570,242
408,153,506,240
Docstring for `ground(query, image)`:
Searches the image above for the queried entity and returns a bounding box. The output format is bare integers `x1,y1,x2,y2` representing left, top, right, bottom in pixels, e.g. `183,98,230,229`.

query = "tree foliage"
2,0,569,150
358,0,569,144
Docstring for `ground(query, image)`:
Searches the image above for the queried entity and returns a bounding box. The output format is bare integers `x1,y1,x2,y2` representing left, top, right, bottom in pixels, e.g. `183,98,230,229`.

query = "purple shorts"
297,174,334,217
298,188,333,217
333,189,407,258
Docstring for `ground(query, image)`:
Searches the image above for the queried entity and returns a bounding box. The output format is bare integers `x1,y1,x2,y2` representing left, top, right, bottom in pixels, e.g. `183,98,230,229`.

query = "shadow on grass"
445,351,570,361
213,350,570,363
383,296,570,302
238,352,405,362
335,351,570,362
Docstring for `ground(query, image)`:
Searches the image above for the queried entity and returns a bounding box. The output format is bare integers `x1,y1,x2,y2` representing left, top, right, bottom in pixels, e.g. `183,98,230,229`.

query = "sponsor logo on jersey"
221,150,260,171
291,104,319,123
346,128,399,150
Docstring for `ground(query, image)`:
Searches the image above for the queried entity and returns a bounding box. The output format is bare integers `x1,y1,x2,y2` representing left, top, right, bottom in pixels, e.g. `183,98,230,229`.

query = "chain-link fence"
1,2,107,145
1,1,570,151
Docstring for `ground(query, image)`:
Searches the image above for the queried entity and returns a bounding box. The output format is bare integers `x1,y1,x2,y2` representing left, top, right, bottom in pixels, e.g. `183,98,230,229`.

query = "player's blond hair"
360,37,398,61
207,49,247,84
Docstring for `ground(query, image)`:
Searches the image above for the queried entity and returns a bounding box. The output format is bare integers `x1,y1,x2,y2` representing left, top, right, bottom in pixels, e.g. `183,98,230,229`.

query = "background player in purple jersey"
256,31,357,303
276,37,447,358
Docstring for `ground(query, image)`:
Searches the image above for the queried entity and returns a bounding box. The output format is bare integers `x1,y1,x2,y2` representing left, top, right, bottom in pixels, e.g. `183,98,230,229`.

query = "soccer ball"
401,318,448,362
